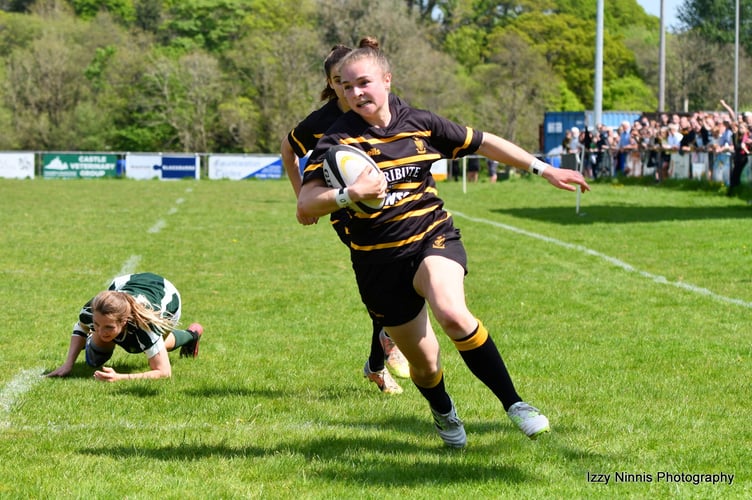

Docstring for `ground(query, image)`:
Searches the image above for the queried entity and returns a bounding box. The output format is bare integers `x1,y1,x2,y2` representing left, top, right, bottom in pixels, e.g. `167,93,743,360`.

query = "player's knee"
433,309,471,336
85,337,114,367
409,364,442,388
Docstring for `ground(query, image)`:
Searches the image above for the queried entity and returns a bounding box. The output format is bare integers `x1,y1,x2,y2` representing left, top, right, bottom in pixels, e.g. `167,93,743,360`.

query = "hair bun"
358,36,379,50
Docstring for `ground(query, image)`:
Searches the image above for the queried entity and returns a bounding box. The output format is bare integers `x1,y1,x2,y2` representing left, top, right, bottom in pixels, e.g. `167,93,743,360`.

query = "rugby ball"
323,144,385,214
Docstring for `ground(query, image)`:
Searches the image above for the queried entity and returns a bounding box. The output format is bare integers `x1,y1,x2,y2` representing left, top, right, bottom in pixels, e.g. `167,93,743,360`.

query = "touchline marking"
115,255,141,279
1,368,44,429
451,210,752,309
12,420,375,433
148,219,166,233
147,195,189,232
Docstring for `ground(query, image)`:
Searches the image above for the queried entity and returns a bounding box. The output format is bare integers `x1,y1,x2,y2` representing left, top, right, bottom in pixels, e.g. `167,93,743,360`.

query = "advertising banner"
124,153,199,180
671,153,690,179
124,153,161,180
161,155,200,179
42,153,118,179
208,155,283,180
0,152,35,179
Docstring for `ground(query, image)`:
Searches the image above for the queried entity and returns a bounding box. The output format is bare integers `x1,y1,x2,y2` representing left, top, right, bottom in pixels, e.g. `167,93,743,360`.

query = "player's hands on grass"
93,366,121,382
45,364,73,377
542,166,591,192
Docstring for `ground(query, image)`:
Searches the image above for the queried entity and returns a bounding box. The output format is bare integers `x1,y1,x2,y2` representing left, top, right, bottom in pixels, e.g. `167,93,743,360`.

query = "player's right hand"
296,207,319,225
45,365,72,377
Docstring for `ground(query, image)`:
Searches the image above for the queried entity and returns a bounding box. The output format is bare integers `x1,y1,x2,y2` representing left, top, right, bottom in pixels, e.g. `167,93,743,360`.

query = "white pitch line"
10,420,372,433
147,218,166,233
451,210,752,309
0,368,44,429
147,197,187,232
115,255,141,279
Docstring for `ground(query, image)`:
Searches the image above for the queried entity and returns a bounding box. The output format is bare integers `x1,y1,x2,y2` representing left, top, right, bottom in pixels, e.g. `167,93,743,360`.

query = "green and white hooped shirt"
73,273,181,358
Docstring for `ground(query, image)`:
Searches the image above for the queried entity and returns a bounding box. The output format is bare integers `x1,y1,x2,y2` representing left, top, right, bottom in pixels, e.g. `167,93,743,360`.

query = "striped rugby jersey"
287,98,351,236
303,98,483,263
74,273,181,356
286,99,342,159
287,95,405,159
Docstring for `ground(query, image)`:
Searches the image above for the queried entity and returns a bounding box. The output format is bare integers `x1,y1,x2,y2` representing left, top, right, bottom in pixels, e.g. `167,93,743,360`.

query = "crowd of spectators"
560,100,752,194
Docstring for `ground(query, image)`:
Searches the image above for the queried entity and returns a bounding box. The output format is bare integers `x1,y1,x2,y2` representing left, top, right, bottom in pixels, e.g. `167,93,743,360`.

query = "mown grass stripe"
451,210,752,309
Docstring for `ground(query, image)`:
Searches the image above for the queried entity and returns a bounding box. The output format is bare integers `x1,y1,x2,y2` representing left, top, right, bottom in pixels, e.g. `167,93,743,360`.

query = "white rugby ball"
323,144,385,214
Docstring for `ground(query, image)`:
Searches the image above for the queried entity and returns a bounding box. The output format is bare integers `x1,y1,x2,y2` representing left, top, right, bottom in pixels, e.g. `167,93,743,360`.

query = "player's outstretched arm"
93,349,172,382
45,334,86,377
476,132,590,193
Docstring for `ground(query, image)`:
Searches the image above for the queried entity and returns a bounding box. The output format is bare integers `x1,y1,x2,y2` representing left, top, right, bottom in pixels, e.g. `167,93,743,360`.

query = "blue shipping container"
585,111,643,131
543,112,586,154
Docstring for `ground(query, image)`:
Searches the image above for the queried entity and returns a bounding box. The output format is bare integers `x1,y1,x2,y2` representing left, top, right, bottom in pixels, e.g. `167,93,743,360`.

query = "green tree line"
1,0,750,153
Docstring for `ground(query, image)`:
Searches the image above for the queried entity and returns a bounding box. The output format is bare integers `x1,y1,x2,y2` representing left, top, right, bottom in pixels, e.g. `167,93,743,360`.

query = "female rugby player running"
298,46,589,447
281,37,409,394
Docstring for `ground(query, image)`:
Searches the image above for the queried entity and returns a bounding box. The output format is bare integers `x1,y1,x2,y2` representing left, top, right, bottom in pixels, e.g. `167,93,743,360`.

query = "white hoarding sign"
0,152,35,179
124,154,162,180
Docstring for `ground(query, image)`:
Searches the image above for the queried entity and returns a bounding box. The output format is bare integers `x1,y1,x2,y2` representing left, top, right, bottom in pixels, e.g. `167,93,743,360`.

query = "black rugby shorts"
354,229,467,327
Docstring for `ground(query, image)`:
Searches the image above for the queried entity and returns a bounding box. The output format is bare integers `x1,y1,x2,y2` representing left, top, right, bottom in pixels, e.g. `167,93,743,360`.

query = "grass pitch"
0,176,750,499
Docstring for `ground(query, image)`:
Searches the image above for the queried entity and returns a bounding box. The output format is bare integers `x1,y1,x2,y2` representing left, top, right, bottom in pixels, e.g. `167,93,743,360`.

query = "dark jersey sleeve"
302,110,375,186
287,120,320,159
74,299,95,337
286,100,343,159
301,131,340,186
415,108,483,158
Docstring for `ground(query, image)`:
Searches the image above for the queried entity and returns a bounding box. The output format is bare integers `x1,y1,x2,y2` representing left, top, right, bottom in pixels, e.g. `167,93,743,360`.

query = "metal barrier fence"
546,149,752,185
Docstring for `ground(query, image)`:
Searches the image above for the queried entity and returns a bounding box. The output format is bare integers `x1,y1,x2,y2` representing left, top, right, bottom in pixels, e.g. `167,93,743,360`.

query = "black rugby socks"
453,320,521,411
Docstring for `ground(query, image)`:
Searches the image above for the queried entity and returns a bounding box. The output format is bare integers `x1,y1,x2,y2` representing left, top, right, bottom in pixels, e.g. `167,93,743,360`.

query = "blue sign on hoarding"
250,158,283,179
207,155,283,180
160,155,199,179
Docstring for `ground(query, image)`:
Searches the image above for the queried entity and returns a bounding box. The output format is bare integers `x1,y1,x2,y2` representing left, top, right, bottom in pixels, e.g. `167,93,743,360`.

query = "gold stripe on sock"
452,320,489,352
413,367,444,389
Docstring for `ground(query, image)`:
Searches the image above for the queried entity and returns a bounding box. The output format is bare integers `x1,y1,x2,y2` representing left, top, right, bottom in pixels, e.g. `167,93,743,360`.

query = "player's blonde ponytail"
92,290,176,336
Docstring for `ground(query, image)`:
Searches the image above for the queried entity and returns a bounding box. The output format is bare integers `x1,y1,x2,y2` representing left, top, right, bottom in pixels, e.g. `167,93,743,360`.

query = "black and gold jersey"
304,98,483,263
286,99,343,159
287,99,351,239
